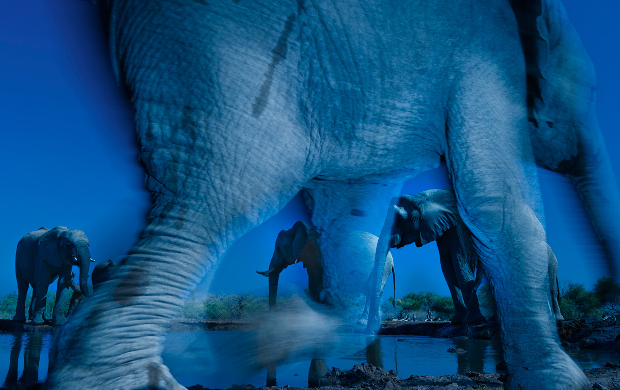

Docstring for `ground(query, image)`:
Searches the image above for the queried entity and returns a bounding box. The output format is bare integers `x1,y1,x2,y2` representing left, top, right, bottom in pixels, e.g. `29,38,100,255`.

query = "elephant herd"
257,188,564,325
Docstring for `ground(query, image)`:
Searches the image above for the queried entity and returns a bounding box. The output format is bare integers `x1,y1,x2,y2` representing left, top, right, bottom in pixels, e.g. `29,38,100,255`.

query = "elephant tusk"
73,256,78,262
90,258,96,262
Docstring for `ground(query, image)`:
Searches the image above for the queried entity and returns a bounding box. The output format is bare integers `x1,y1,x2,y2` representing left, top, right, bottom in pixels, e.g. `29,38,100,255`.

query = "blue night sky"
0,0,618,300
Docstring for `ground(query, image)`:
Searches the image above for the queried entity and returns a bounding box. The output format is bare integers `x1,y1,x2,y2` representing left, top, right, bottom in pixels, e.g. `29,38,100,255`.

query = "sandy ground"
186,362,620,390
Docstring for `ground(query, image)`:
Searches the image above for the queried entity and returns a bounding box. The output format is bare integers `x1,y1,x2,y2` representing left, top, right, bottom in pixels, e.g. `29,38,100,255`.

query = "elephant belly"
298,0,458,181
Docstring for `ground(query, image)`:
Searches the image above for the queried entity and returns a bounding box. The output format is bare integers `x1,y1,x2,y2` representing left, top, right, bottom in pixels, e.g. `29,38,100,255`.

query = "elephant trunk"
565,135,620,279
366,198,398,332
268,272,280,309
77,246,92,298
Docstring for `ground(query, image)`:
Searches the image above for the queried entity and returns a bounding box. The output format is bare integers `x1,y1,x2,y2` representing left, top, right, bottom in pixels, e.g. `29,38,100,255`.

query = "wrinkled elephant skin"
46,0,619,389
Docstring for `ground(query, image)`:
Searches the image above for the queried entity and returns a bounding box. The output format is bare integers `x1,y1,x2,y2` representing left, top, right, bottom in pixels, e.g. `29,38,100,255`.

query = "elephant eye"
66,242,71,247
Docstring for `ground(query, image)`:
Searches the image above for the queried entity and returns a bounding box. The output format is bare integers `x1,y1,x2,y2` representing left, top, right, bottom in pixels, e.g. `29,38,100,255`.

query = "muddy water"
0,331,617,388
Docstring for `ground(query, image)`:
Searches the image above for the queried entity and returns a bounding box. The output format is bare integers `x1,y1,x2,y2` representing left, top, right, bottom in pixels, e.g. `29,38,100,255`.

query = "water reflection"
2,333,47,389
453,338,486,374
268,338,381,387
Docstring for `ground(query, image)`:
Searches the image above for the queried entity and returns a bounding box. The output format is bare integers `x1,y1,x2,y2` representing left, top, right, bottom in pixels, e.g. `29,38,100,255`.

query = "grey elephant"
256,221,394,321
381,189,564,323
13,227,93,325
49,0,619,388
386,190,486,324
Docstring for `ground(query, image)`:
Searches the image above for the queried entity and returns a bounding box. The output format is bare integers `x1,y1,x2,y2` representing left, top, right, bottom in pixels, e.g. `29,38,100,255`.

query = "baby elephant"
382,189,563,323
257,221,395,320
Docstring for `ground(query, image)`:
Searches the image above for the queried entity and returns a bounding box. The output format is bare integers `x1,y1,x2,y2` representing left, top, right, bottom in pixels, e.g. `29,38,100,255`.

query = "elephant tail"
392,265,396,308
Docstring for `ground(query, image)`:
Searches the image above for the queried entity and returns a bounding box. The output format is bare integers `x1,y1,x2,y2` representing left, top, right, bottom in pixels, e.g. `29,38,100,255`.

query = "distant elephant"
385,190,486,324
257,221,395,321
49,0,619,387
13,227,93,325
380,189,563,323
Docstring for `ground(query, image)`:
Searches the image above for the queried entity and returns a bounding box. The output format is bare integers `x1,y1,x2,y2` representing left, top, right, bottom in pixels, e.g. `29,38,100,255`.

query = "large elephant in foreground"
48,0,619,388
13,227,93,325
380,189,564,323
256,221,395,321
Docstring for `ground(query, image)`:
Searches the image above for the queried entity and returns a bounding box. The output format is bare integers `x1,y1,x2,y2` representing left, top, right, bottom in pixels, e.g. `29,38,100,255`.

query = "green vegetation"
557,277,620,320
0,291,65,320
382,291,456,320
0,276,617,322
181,292,305,320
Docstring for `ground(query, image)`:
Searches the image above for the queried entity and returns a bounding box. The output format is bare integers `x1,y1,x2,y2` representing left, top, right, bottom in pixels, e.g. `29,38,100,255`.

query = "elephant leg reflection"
308,359,328,388
366,337,383,368
4,333,23,385
266,362,276,387
19,333,43,387
455,339,485,375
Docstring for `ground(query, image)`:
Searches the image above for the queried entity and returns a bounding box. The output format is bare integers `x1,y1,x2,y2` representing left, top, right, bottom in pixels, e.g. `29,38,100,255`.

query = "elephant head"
387,190,460,250
370,190,461,325
38,227,93,297
257,221,322,308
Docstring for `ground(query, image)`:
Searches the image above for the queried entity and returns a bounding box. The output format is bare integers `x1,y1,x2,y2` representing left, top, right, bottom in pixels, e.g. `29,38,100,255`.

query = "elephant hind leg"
13,271,28,322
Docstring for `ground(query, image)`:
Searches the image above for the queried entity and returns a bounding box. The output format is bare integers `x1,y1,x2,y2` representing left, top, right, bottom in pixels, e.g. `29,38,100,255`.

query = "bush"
593,277,620,316
388,292,455,320
181,293,279,320
0,291,61,320
560,282,602,320
430,295,455,317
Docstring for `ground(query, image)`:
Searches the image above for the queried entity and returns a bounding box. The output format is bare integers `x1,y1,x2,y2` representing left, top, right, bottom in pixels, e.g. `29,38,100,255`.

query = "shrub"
181,293,275,320
430,295,455,317
388,291,455,320
0,291,60,320
593,277,620,316
560,282,602,320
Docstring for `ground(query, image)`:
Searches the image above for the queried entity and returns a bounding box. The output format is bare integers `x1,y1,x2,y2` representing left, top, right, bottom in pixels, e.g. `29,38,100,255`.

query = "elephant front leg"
446,63,588,389
52,275,72,325
437,248,467,324
46,106,316,388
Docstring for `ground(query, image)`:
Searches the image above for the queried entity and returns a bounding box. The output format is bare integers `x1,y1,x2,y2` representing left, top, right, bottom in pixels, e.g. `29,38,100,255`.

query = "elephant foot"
51,358,187,390
12,315,26,322
504,343,589,389
505,360,589,389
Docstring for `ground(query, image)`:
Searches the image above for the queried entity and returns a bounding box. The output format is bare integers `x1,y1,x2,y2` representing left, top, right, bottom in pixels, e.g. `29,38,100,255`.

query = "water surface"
0,331,617,388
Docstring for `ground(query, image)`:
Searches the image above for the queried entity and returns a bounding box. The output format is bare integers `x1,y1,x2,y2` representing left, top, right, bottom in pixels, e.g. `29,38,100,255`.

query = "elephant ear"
38,229,63,267
419,202,459,245
291,221,309,261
